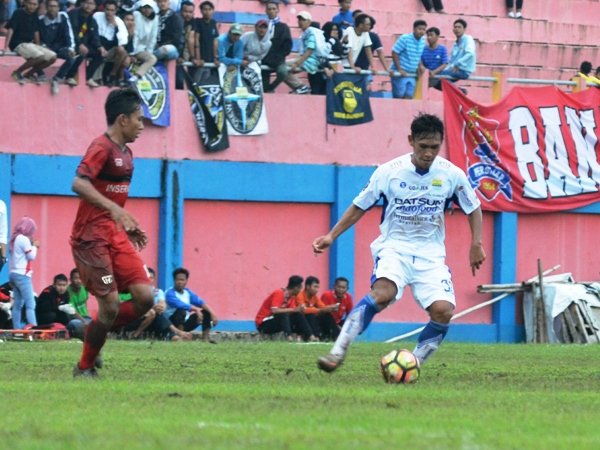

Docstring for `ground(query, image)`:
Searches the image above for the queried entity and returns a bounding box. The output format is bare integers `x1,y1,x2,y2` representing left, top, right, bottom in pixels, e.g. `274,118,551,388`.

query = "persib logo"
135,67,167,121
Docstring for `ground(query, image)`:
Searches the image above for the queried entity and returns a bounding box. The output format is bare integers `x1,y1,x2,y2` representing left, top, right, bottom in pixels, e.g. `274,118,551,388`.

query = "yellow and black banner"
326,73,373,126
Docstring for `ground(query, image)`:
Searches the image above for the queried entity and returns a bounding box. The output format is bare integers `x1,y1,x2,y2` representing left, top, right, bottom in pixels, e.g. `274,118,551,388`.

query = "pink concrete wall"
354,208,496,324
10,195,160,315
182,201,330,321
516,213,600,282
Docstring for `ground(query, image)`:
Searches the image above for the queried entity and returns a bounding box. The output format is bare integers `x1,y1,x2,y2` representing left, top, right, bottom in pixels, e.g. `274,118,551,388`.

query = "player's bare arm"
312,204,366,253
467,207,486,275
72,176,140,232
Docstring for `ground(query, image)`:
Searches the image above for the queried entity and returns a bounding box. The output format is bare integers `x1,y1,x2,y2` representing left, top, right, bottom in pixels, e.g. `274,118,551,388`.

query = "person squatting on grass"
71,88,154,378
313,113,486,373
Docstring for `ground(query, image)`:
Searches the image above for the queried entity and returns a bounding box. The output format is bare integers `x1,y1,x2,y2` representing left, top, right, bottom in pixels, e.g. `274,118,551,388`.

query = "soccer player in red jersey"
71,88,154,377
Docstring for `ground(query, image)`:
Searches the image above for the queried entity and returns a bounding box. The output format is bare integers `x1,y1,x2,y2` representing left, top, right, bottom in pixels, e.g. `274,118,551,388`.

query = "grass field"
2,339,600,450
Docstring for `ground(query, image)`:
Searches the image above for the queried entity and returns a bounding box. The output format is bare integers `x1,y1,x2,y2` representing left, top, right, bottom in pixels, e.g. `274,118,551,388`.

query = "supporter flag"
132,62,170,127
185,69,229,153
326,73,373,126
218,62,268,135
443,80,600,212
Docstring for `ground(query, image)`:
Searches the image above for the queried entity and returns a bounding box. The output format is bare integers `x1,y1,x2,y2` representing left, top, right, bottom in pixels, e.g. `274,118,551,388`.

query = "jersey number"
441,279,454,294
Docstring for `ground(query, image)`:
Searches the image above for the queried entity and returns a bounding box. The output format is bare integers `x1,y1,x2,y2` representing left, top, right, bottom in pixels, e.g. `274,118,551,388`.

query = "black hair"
173,267,190,279
596,66,600,76
104,88,142,125
69,268,79,279
286,275,304,290
580,61,593,75
199,1,214,9
54,273,68,284
354,13,370,27
411,113,444,141
181,0,194,9
426,26,440,36
305,276,320,287
334,277,349,286
322,21,338,40
368,15,376,29
413,19,427,29
104,0,118,9
454,18,467,28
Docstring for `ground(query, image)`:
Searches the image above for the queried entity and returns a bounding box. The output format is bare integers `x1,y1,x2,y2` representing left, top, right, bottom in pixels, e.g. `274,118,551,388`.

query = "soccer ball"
380,349,421,384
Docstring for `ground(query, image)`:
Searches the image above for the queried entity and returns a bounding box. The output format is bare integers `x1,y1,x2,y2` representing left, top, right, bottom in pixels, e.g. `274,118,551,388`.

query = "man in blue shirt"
216,22,248,71
432,18,476,92
331,0,353,32
390,19,427,99
165,267,219,343
419,27,448,88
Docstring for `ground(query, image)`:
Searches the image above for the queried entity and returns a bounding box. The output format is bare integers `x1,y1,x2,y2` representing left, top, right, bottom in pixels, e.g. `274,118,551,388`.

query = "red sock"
110,301,140,331
79,320,109,370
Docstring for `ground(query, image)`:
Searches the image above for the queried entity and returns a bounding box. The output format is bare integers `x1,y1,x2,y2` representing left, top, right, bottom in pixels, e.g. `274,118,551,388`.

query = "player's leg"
318,277,397,372
200,309,216,343
411,262,455,365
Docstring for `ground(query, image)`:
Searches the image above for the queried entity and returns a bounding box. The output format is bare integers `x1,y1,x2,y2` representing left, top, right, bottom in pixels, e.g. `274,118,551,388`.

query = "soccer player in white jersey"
313,113,486,372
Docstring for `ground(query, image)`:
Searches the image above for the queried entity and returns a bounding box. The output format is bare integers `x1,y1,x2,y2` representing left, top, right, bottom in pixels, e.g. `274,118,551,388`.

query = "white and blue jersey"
165,287,205,319
353,153,480,263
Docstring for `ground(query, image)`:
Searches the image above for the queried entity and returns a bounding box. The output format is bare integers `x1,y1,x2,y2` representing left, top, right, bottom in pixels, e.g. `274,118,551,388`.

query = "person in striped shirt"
390,19,427,99
419,27,448,88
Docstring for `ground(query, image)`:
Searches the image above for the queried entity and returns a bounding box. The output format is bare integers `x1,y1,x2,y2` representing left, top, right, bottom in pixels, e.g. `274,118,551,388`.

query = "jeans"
154,45,179,61
391,76,417,99
10,272,36,328
433,67,471,90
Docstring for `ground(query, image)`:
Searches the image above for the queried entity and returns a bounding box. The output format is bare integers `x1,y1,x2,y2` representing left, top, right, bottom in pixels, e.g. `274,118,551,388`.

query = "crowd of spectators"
0,0,478,98
255,275,353,342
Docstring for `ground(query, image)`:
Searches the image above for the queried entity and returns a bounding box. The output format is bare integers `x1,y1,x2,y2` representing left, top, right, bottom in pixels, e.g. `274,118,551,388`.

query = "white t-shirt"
9,234,37,276
342,27,372,67
0,200,7,246
353,153,480,261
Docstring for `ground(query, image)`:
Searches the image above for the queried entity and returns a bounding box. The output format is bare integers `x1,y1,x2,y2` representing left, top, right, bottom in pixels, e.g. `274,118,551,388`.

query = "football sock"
110,301,140,331
331,294,379,358
79,320,110,370
413,320,449,365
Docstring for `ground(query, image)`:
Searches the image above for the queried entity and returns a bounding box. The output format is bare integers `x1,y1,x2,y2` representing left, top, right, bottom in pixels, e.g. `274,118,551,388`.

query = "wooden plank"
558,313,571,343
569,303,589,343
577,303,600,343
562,307,582,344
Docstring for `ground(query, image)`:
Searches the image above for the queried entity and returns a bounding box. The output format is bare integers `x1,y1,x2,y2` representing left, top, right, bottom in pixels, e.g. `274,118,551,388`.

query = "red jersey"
255,288,297,327
71,134,134,241
321,290,353,324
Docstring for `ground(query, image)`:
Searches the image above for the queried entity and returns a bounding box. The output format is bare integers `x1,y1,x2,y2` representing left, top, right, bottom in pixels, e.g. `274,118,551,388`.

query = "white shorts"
371,248,455,310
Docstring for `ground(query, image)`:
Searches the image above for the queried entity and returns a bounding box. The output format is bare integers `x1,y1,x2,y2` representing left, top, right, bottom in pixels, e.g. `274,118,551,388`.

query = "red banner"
443,81,600,212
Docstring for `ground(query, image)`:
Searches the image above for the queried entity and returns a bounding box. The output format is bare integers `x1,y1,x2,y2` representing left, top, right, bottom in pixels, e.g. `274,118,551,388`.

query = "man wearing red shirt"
71,88,154,377
320,277,354,337
255,275,315,341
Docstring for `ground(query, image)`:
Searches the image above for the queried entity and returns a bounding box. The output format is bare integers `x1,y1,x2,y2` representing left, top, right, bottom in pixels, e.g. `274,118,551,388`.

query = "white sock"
331,304,366,358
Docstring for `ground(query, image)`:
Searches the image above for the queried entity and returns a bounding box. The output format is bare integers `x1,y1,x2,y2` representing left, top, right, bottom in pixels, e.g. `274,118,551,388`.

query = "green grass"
2,340,600,449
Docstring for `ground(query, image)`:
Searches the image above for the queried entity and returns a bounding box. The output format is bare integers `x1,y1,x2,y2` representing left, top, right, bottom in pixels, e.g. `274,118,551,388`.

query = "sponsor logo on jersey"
101,275,113,285
115,158,123,167
432,179,443,187
106,184,129,193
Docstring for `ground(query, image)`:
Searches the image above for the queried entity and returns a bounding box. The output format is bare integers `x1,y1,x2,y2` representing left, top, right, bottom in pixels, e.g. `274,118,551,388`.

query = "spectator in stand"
342,14,375,74
506,0,523,19
321,277,353,334
261,1,307,94
432,18,476,93
68,0,103,87
390,19,427,99
0,199,6,274
354,15,391,79
4,0,57,85
419,26,448,88
332,0,353,33
321,21,347,72
295,276,338,341
93,0,129,86
0,283,11,329
578,61,600,87
35,273,73,327
174,0,195,89
216,23,247,72
128,0,158,83
9,216,39,329
39,0,77,95
190,1,218,82
127,267,192,340
165,267,219,343
292,11,323,95
154,0,183,62
421,0,445,13
241,19,271,64
122,10,135,54
255,275,316,342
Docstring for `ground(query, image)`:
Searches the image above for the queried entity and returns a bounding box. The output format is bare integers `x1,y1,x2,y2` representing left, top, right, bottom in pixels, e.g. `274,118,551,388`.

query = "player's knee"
371,278,398,306
428,301,454,324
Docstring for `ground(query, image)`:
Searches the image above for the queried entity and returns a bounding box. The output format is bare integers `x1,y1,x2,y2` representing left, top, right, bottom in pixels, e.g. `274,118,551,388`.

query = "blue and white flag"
133,62,170,127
